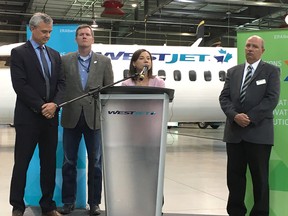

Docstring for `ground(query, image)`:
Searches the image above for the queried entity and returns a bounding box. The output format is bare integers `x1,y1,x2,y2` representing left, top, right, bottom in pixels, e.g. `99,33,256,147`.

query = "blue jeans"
62,113,102,205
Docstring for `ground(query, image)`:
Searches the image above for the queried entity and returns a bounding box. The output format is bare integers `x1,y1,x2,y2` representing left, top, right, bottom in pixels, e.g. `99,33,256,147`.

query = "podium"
99,86,174,216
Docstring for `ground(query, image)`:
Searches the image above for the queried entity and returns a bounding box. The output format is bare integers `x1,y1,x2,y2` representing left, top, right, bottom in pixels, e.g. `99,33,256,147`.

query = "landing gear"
197,122,208,129
197,122,221,129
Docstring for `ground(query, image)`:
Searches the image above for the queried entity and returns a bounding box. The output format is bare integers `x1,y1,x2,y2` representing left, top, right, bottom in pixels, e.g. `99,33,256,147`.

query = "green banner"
237,29,288,216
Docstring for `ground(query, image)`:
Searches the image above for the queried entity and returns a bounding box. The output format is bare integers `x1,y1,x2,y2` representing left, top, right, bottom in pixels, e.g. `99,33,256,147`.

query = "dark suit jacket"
219,60,280,144
61,51,114,130
10,41,65,126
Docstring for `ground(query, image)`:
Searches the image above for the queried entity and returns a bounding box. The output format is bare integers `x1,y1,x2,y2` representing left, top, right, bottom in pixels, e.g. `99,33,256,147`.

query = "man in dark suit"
9,12,64,216
59,24,114,215
219,35,280,216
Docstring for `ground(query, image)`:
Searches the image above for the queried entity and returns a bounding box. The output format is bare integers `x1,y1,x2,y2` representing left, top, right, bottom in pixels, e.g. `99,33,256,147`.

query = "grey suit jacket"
61,51,114,130
219,60,280,144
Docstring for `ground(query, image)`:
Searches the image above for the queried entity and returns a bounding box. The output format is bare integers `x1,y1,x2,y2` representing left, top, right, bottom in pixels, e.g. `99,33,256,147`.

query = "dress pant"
62,112,102,205
226,141,272,216
10,121,58,213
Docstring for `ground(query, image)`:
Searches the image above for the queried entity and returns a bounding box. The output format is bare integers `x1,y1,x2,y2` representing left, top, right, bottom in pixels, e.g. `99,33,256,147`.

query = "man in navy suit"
9,12,64,216
59,24,114,215
219,35,280,216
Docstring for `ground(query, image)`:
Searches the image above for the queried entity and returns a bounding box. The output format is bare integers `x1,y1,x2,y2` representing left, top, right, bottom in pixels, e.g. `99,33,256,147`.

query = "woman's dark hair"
129,49,153,81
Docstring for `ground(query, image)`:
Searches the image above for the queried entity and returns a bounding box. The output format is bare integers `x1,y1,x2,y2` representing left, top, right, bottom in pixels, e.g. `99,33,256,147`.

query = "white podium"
99,86,174,216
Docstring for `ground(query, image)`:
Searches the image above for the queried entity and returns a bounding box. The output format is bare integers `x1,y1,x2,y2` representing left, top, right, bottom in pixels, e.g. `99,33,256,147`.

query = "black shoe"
12,210,24,216
89,204,100,215
59,204,75,215
42,210,63,216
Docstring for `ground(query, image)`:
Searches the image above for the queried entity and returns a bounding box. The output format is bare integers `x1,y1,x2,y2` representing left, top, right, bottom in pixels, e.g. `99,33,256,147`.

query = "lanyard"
78,56,91,73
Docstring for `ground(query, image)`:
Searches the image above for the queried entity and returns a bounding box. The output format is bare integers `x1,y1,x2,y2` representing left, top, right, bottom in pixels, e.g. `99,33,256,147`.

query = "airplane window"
189,70,196,81
204,71,212,81
219,70,226,81
158,70,166,80
174,70,181,81
123,69,129,79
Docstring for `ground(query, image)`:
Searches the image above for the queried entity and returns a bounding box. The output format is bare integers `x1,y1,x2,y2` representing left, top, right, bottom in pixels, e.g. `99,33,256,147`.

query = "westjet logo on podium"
108,110,156,116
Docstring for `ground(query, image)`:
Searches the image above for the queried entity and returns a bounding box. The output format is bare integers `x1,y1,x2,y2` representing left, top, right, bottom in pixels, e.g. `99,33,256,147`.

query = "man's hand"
41,103,57,119
234,113,251,128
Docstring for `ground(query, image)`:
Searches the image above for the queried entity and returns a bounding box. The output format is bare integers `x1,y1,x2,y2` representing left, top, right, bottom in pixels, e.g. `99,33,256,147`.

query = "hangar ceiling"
0,0,288,46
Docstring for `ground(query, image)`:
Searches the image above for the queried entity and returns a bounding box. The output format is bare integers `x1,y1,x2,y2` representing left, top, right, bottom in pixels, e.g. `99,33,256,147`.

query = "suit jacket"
219,60,280,144
10,41,65,126
61,51,114,130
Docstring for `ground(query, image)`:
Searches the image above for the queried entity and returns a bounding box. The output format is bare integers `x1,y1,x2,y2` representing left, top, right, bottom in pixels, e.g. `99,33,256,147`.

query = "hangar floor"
0,123,228,216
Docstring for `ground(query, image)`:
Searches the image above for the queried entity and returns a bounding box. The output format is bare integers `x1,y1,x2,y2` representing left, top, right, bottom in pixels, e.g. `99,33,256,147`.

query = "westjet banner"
238,29,288,216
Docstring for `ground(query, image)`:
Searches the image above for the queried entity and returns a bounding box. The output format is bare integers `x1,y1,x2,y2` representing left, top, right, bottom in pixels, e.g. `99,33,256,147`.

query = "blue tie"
240,65,253,104
38,46,50,100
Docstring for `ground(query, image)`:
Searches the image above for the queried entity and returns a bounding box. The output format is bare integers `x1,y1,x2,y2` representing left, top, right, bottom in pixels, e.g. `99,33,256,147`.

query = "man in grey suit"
219,35,280,216
59,24,114,215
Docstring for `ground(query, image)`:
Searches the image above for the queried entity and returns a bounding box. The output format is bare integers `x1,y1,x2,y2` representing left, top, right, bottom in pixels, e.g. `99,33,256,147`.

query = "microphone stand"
58,72,141,108
58,71,141,215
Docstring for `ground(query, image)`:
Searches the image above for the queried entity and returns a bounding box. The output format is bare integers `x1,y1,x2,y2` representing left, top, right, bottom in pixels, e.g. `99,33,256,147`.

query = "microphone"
139,66,148,81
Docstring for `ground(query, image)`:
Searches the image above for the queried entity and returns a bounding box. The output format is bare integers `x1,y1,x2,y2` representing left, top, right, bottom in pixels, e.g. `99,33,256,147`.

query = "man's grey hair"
29,12,53,30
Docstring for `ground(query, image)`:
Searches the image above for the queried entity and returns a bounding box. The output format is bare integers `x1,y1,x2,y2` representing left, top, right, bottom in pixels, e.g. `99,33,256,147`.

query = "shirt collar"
245,59,261,71
30,39,45,50
78,51,93,61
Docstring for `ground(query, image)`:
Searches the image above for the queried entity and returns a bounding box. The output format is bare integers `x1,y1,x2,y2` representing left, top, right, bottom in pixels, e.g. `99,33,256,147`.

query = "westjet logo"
96,49,234,64
214,49,233,63
108,110,156,116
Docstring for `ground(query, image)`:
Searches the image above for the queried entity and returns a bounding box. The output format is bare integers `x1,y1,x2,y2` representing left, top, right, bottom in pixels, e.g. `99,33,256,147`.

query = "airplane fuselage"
0,43,237,125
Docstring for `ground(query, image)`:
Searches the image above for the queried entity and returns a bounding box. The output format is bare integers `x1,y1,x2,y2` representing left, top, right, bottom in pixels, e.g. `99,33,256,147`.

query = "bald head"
245,35,265,64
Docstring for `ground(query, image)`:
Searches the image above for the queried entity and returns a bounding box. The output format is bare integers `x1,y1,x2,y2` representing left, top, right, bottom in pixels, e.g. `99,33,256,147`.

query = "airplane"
0,42,237,129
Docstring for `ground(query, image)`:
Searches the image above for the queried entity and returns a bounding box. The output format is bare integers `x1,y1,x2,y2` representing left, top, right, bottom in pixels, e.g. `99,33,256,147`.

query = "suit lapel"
236,64,245,95
85,53,98,91
45,47,55,78
250,60,264,83
26,41,44,78
71,53,84,90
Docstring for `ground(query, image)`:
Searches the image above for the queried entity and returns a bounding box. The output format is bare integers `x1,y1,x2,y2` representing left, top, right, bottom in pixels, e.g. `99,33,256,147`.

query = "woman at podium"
122,49,165,87
121,48,165,215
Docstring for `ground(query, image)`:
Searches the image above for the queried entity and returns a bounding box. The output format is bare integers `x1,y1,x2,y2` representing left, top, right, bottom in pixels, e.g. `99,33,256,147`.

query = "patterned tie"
38,46,50,100
240,65,253,104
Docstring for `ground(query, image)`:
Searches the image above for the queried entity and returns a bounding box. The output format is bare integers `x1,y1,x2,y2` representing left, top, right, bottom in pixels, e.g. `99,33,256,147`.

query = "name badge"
256,79,266,85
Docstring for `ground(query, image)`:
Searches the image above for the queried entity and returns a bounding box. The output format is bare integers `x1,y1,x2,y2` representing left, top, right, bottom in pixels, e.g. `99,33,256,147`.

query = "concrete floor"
0,124,228,216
